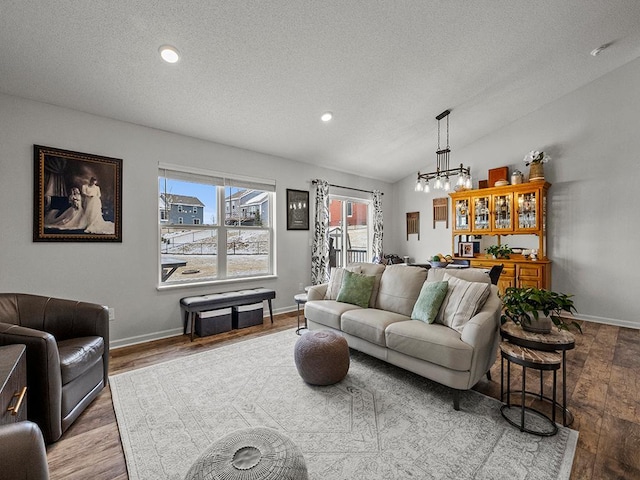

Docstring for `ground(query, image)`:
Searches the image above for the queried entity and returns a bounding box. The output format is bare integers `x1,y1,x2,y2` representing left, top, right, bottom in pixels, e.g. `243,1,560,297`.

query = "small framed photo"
34,145,123,242
286,189,309,230
459,242,475,258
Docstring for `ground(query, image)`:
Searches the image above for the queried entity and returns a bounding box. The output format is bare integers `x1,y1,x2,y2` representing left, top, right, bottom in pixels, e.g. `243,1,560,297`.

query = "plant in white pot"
500,286,581,333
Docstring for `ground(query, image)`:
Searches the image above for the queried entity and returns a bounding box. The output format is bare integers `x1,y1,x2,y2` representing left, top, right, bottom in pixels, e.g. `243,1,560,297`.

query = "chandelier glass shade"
415,110,471,192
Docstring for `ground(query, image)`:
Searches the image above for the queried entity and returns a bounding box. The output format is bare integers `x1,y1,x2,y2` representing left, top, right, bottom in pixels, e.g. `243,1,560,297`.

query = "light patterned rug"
110,329,578,480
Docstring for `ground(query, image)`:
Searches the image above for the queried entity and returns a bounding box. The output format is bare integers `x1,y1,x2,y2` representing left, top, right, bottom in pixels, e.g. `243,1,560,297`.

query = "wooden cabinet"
0,344,27,425
470,258,551,294
452,181,549,245
452,181,552,292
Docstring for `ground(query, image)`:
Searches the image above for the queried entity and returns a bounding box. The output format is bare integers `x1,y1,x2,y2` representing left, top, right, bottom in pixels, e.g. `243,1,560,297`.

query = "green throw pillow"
336,270,375,308
411,281,449,323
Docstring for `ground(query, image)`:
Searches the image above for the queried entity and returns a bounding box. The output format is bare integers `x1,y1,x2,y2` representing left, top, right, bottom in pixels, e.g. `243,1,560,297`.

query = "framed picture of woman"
33,145,123,242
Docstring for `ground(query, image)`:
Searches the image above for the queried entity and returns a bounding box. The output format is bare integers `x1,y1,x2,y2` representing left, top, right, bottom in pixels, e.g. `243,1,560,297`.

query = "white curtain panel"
372,190,383,261
311,179,330,285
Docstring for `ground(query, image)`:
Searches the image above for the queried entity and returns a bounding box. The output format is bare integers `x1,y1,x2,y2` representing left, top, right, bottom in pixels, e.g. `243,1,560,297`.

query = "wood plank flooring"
46,315,639,479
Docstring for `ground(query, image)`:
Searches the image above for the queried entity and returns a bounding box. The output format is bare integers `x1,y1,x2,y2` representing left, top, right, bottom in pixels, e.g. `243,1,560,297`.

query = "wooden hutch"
449,181,551,294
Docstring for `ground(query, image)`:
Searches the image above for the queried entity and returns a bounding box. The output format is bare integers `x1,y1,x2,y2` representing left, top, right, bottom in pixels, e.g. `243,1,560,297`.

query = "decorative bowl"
429,261,449,268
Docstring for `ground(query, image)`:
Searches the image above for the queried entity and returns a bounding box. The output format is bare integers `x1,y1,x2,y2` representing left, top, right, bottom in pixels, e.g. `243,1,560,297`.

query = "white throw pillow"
436,273,491,333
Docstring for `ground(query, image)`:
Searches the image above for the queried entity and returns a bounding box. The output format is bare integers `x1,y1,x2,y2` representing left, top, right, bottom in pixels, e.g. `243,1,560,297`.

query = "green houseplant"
500,286,581,333
486,244,512,259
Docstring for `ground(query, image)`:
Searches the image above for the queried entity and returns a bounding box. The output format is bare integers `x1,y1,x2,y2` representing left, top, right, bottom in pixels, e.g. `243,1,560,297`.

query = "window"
329,195,371,268
159,165,275,285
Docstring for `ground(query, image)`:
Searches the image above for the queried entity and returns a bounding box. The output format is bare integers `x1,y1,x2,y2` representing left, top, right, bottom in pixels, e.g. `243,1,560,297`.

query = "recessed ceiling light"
159,45,180,64
321,112,333,122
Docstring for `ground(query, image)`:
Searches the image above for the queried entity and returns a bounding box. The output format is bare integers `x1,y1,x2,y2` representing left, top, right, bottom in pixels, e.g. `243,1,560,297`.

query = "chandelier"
415,109,471,192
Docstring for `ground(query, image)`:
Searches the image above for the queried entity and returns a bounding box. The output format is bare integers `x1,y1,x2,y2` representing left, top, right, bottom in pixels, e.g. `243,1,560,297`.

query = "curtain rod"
311,180,384,195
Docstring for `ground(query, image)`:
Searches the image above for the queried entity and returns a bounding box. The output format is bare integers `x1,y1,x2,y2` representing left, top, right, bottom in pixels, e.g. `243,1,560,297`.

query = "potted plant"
500,286,581,333
486,244,512,259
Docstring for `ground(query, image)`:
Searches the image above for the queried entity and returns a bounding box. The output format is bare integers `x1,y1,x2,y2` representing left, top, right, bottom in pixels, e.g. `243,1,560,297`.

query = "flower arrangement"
523,150,551,166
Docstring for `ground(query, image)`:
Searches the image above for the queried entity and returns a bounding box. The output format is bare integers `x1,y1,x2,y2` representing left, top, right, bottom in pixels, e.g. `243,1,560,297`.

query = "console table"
1,344,28,425
500,322,575,426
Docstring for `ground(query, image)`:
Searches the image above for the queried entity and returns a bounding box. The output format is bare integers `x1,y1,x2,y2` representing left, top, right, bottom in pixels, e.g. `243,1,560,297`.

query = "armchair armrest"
0,322,62,444
0,421,50,480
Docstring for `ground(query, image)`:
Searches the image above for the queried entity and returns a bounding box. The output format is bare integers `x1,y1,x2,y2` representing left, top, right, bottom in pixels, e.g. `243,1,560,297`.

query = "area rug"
110,329,578,480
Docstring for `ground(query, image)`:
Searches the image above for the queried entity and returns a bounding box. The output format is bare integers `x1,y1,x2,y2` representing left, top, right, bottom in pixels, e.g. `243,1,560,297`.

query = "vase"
521,313,552,334
528,162,545,182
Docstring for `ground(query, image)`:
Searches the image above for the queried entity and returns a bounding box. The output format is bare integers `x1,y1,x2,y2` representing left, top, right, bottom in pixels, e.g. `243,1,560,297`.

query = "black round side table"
500,322,575,426
500,342,561,436
294,293,308,335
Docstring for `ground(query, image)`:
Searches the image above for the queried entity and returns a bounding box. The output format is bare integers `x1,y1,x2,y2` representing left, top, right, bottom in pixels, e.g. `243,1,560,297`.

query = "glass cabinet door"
493,193,512,231
454,198,471,232
516,190,538,230
472,195,491,231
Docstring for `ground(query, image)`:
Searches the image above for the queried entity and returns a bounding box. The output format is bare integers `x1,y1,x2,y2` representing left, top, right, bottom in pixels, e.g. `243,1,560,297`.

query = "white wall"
393,57,640,328
0,93,394,346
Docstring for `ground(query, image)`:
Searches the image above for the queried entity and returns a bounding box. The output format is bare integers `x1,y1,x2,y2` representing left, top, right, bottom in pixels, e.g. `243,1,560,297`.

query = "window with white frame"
159,165,275,285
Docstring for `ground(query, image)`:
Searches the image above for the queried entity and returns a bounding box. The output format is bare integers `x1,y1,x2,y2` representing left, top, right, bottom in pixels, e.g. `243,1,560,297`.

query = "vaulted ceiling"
1,1,639,182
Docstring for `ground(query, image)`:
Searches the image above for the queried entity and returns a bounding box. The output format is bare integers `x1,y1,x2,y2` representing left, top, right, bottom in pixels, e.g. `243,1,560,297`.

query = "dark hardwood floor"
46,314,639,479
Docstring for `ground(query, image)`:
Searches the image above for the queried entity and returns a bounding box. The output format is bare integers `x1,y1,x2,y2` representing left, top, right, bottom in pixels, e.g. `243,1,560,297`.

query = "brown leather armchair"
0,293,109,443
0,421,50,479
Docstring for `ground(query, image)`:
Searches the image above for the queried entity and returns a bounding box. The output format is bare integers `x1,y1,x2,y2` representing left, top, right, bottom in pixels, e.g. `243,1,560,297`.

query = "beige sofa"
304,263,501,409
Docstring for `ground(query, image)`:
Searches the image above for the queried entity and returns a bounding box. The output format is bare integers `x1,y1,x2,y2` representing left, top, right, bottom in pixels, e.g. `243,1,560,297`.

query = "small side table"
500,342,561,436
500,322,575,426
294,293,308,335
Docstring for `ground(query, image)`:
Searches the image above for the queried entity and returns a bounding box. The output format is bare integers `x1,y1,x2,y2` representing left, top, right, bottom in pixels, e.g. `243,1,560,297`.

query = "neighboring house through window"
159,164,275,285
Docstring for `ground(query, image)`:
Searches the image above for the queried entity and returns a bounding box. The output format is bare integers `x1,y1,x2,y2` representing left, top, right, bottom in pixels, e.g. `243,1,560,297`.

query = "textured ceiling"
1,1,639,182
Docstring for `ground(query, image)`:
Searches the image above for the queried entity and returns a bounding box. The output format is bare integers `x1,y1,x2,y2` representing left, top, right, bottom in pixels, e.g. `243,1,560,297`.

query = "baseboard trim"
577,314,639,330
110,305,299,349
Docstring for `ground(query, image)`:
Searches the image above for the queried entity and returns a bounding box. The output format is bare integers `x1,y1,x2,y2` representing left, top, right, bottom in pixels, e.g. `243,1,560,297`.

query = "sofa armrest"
0,421,50,479
0,322,62,444
306,284,328,301
460,289,501,388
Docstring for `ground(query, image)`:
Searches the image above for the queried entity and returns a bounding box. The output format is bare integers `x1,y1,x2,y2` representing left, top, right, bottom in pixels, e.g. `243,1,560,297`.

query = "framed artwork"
459,242,475,258
33,145,123,242
286,189,309,230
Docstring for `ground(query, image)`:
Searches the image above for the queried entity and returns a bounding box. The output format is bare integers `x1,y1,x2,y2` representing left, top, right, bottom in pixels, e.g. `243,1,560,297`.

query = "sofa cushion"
376,265,428,316
411,281,449,324
427,267,491,284
336,270,376,308
304,300,362,330
385,320,474,371
341,308,410,346
57,336,104,385
436,274,491,333
325,266,362,300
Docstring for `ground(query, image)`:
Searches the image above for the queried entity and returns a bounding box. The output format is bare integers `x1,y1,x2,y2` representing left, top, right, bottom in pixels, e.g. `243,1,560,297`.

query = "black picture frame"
459,242,475,257
33,145,123,242
286,189,309,230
